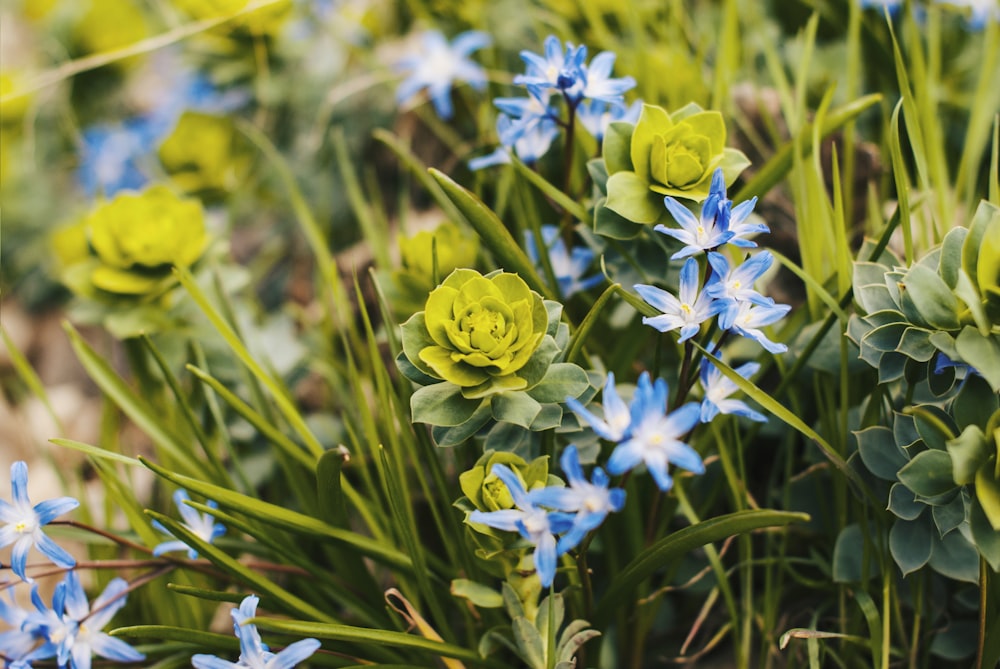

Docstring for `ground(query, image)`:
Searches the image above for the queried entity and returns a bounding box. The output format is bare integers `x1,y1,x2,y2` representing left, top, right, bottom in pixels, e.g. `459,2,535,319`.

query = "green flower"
158,111,252,200
459,450,551,512
402,269,548,398
603,103,750,225
65,186,208,297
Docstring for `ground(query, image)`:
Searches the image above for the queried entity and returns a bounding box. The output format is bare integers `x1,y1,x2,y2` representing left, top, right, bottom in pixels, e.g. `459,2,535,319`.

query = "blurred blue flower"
579,51,636,105
726,301,791,354
635,257,723,343
858,0,902,15
698,359,766,423
705,250,777,328
525,225,603,297
468,112,561,169
191,595,321,669
936,0,999,28
152,489,226,560
577,98,642,142
0,461,78,582
606,374,703,491
469,465,574,587
22,571,144,669
395,30,491,119
528,446,625,554
565,371,633,442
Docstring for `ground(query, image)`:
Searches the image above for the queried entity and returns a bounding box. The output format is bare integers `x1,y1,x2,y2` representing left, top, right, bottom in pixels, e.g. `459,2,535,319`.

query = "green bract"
390,222,479,317
408,269,548,396
459,451,552,512
600,103,750,227
158,111,253,201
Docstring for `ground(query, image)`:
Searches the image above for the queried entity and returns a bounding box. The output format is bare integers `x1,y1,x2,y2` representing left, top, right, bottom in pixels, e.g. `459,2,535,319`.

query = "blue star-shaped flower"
528,446,625,554
525,226,603,298
705,250,777,328
191,595,321,669
0,462,79,582
727,301,791,354
577,98,642,142
635,257,723,343
152,489,226,560
514,35,588,102
698,359,767,423
468,465,574,587
395,30,491,120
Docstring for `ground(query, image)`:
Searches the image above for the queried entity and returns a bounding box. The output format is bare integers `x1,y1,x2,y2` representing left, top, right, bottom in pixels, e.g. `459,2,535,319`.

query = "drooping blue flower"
468,112,561,169
395,30,491,120
22,571,144,669
705,251,777,328
528,446,625,554
191,595,321,669
635,257,723,343
698,359,767,423
525,226,603,297
152,489,226,560
514,35,588,102
726,300,791,354
0,462,78,582
577,98,642,142
468,465,574,587
605,374,703,491
565,372,633,442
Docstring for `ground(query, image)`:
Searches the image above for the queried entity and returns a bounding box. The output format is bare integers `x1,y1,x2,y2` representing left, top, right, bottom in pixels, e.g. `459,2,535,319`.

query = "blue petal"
533,532,558,587
271,638,322,668
10,462,30,509
191,655,241,669
89,633,145,663
33,497,80,525
34,533,77,570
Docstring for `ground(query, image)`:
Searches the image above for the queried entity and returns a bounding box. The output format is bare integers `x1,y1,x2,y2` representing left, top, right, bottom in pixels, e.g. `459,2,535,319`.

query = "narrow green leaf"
596,510,809,624
252,619,508,668
139,457,413,571
1,327,62,432
565,283,618,365
112,625,238,651
49,438,140,466
510,157,589,222
166,584,247,603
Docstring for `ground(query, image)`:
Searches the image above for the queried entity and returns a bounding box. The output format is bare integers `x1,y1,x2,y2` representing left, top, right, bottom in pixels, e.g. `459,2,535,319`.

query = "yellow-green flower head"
0,74,32,125
399,222,479,289
604,103,750,225
409,269,548,397
171,0,291,37
83,186,208,295
459,451,550,512
158,111,251,200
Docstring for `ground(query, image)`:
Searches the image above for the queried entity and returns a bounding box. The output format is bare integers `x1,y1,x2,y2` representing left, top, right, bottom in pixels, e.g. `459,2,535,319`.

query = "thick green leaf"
927,528,980,583
596,510,808,623
931,494,966,537
450,579,503,608
491,391,542,429
833,524,868,582
939,227,968,289
604,171,661,224
889,515,934,576
593,200,643,239
955,327,1000,392
411,383,485,427
946,426,989,485
512,617,546,669
971,496,1000,570
888,483,924,521
603,122,634,174
902,265,960,330
428,168,554,301
897,450,956,497
139,457,413,571
855,426,907,481
525,363,590,403
976,457,1000,530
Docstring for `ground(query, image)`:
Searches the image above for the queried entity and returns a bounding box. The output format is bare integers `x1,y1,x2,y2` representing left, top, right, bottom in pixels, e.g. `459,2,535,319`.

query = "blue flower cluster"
1,571,144,669
469,446,625,587
470,35,638,169
192,595,321,669
636,168,791,354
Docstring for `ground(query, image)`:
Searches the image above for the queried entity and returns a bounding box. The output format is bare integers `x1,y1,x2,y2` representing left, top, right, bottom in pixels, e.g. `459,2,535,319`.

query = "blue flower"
395,30,491,120
514,35,588,102
469,112,561,169
191,595,321,669
528,446,625,554
935,0,998,28
22,571,144,669
0,462,79,582
152,489,226,560
705,251,777,328
579,51,636,106
565,372,633,442
525,226,603,297
606,374,703,491
858,0,902,16
577,98,642,142
0,587,38,667
635,257,723,343
726,301,791,354
698,359,766,423
468,465,574,587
